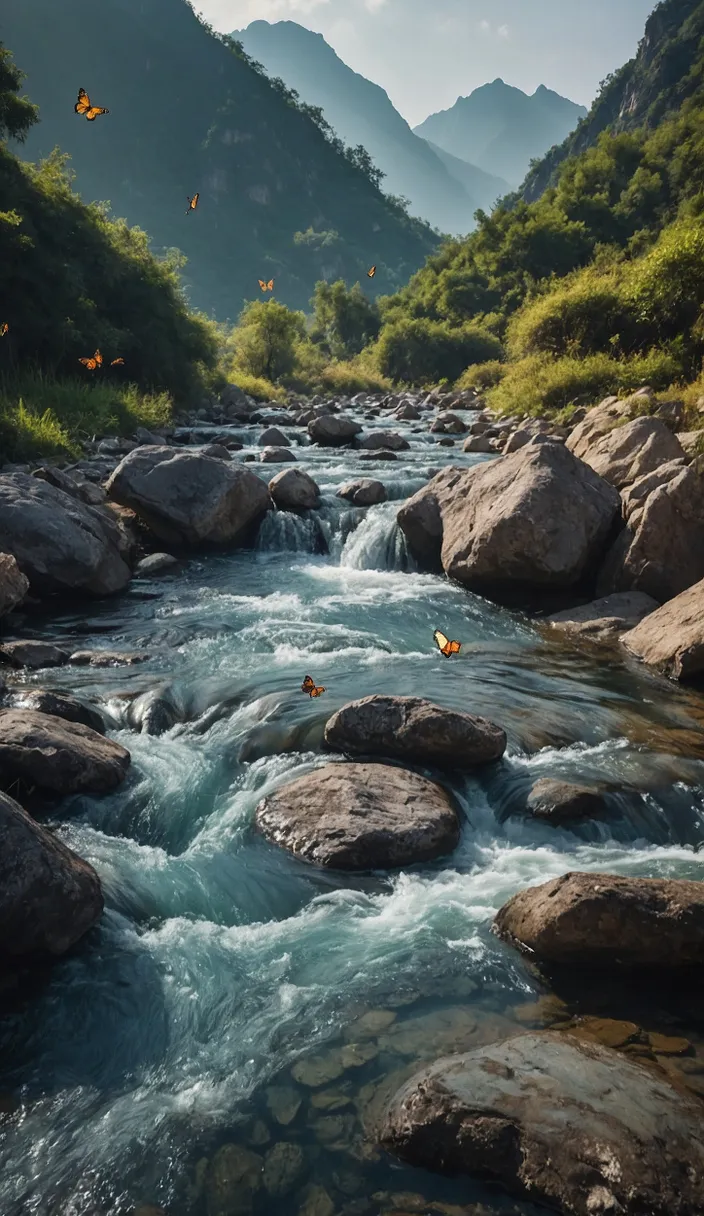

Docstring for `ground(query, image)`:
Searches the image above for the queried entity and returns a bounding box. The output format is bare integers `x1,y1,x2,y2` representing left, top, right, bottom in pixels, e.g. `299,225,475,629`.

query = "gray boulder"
526,778,609,823
259,427,290,448
134,552,178,576
463,435,495,453
324,695,506,769
547,591,659,640
570,416,686,489
0,640,69,669
0,553,28,617
106,447,272,548
357,431,410,451
336,479,387,507
268,468,320,511
308,416,362,446
621,577,704,680
503,429,531,453
4,688,106,735
397,467,471,571
429,413,466,435
259,447,296,463
358,450,398,462
0,709,130,793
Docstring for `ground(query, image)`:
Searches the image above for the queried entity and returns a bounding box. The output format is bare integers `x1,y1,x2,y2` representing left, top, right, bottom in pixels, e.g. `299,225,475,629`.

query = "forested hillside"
1,0,437,318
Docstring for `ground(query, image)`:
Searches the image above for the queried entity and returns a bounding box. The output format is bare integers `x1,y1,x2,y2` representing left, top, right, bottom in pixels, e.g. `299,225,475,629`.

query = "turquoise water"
2,408,704,1216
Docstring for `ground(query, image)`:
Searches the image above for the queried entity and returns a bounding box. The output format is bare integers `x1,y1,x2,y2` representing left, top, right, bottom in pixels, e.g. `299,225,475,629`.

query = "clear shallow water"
2,409,704,1216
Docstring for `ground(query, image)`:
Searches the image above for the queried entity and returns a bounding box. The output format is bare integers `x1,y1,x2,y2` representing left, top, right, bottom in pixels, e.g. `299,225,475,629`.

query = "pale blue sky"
194,0,657,125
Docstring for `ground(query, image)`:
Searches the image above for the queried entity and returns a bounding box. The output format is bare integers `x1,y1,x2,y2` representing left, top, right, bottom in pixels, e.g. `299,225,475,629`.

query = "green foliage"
506,269,636,360
0,42,38,142
455,360,506,390
317,358,391,396
229,299,306,382
486,350,683,417
376,317,503,385
310,280,381,358
224,368,287,402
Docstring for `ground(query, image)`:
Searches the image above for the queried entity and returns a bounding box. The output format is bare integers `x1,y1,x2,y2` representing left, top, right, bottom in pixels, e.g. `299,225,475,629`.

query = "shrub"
318,358,391,396
487,350,683,416
310,279,381,358
229,299,306,382
455,360,506,390
506,269,637,359
376,317,503,384
224,368,286,402
623,216,704,359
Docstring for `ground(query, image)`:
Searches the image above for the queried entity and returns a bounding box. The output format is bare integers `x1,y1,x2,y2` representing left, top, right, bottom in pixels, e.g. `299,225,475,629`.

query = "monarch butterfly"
79,349,103,370
0,323,8,337
367,266,376,278
301,674,326,698
258,279,274,292
434,629,461,658
186,193,199,215
74,88,109,121
110,357,125,366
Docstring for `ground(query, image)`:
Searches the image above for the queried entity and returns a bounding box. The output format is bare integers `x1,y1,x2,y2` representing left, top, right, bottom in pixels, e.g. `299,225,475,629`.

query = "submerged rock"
262,1142,306,1198
0,640,69,669
324,695,506,769
255,761,460,870
526,778,608,823
494,871,704,969
126,686,181,735
268,468,320,511
0,709,130,794
547,591,659,639
0,789,103,957
336,479,387,507
358,450,397,462
205,1143,263,1216
380,1031,704,1216
134,552,178,576
0,553,28,617
621,577,704,680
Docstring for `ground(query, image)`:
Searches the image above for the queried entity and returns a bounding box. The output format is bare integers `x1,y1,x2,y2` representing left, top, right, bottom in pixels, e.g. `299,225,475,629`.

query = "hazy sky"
193,0,656,126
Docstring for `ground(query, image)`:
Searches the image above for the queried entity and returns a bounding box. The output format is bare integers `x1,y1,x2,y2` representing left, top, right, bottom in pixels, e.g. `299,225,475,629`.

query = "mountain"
2,0,438,320
413,79,587,186
235,19,508,233
421,140,510,214
521,0,704,201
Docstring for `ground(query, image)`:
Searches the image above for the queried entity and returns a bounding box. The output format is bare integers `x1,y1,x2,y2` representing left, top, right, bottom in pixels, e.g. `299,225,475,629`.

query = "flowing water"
2,407,704,1216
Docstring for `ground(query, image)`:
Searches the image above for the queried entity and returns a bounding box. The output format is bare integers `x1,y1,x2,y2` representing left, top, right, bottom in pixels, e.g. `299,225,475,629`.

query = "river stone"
259,427,290,448
262,1142,306,1197
440,441,620,599
0,709,130,794
308,416,362,446
256,762,460,870
357,431,410,451
205,1143,263,1216
0,640,70,669
324,696,506,769
494,871,704,969
429,413,466,435
358,450,397,462
379,1031,704,1216
291,1050,346,1088
199,444,231,461
620,459,687,520
0,473,131,596
0,553,28,616
463,435,495,453
526,778,608,823
397,467,471,571
568,416,685,489
268,468,320,511
298,1184,336,1216
134,552,178,576
266,1085,303,1126
106,447,272,548
547,591,659,638
127,686,181,736
394,403,420,420
621,577,704,680
5,688,106,735
336,479,387,507
503,429,531,452
566,395,642,459
69,649,150,667
0,789,103,957
259,447,297,463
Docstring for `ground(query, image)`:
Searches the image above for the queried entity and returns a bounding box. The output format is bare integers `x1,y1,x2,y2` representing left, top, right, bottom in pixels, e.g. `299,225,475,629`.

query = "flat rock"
69,650,150,667
324,695,506,769
621,577,704,680
380,1031,704,1216
336,479,387,507
0,553,29,617
255,761,460,870
566,394,642,459
0,709,130,794
620,459,687,520
0,789,103,957
268,468,320,511
463,435,495,453
503,429,531,452
5,688,106,735
357,431,410,451
106,447,272,548
0,640,69,669
308,416,362,446
526,778,609,823
494,871,704,969
547,591,659,639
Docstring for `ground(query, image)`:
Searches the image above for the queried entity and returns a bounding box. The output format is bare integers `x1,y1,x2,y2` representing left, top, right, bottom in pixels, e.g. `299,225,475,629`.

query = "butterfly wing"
85,106,109,120
93,349,103,368
301,675,315,694
267,279,274,291
110,357,124,366
448,640,461,655
367,266,376,278
433,629,450,654
79,356,96,370
0,323,8,336
312,686,326,697
74,88,90,115
258,280,267,291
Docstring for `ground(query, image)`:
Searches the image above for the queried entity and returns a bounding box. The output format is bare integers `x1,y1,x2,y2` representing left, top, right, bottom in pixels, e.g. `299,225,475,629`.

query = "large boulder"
429,413,466,435
0,473,131,596
494,871,704,969
255,761,460,870
526,778,609,823
259,447,296,463
397,467,471,571
324,695,506,769
105,446,272,548
547,591,659,640
0,790,103,958
336,479,387,507
620,459,687,519
0,709,130,794
380,1031,704,1216
566,394,642,460
440,441,620,599
0,640,69,669
4,688,106,735
0,553,29,616
268,468,320,511
357,431,410,451
258,426,290,448
308,416,362,446
568,416,685,489
597,459,704,602
463,435,495,453
621,577,704,680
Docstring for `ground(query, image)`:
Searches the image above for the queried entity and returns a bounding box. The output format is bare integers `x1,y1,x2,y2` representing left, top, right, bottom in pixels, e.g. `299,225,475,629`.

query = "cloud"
478,18,508,38
364,0,388,9
498,23,509,38
478,19,491,33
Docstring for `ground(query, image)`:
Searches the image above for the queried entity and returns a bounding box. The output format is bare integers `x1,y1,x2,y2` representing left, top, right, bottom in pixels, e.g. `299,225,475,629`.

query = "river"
1,404,704,1216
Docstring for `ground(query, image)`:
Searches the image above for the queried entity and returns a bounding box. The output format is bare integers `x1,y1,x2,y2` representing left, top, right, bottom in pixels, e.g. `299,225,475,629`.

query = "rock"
503,429,531,453
199,443,232,461
324,696,506,769
358,450,398,462
268,469,320,511
380,1031,704,1216
566,394,642,459
598,459,704,602
263,1142,306,1198
462,436,495,453
5,688,106,735
569,416,686,489
0,789,103,957
133,426,165,445
675,431,703,457
259,427,290,448
266,1085,302,1126
357,431,410,451
494,871,704,969
621,577,704,680
69,650,150,667
0,640,69,669
397,467,470,571
547,591,659,638
336,480,387,507
292,1050,346,1088
429,413,466,435
0,709,130,794
0,553,29,616
126,686,180,735
298,1184,335,1216
526,778,608,823
134,552,178,576
441,442,620,600
205,1144,263,1216
106,447,272,548
0,473,131,596
259,447,297,463
394,403,420,421
308,416,362,446
436,437,455,447
255,762,460,870
97,436,136,456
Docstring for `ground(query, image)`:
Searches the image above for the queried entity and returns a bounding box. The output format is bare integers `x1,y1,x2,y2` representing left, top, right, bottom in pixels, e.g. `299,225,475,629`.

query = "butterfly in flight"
0,323,8,337
74,88,109,121
258,279,274,292
186,193,199,215
79,349,103,370
434,629,461,658
367,266,376,278
110,357,125,365
301,674,326,698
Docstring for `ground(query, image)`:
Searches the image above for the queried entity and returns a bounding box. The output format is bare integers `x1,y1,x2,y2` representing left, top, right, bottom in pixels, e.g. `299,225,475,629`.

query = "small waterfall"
256,509,327,555
340,504,415,571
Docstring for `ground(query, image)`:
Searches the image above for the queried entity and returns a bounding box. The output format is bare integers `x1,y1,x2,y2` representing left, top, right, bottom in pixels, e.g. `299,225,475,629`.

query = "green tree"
0,43,38,142
310,279,381,358
232,299,306,381
376,317,503,385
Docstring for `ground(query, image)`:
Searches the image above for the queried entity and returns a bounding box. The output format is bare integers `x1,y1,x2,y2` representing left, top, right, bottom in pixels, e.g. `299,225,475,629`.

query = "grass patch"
486,350,683,417
225,368,287,402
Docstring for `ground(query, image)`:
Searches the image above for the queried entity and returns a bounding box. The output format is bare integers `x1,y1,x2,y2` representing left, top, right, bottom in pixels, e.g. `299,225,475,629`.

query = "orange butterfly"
0,323,8,337
367,266,376,278
79,349,103,370
110,357,124,365
74,88,109,121
258,279,274,292
434,629,461,658
301,674,326,698
186,193,199,215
